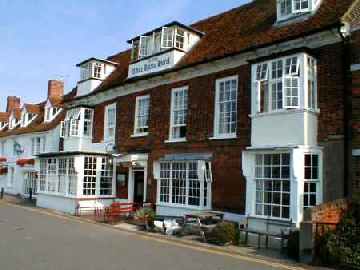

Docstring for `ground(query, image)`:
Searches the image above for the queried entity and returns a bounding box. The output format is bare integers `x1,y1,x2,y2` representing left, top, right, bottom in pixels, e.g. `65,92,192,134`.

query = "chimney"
6,96,20,113
47,80,64,99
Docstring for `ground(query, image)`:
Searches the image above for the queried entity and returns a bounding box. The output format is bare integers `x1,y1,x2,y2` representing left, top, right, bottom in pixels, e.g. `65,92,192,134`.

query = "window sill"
209,134,237,140
249,108,320,118
165,138,187,144
131,133,149,138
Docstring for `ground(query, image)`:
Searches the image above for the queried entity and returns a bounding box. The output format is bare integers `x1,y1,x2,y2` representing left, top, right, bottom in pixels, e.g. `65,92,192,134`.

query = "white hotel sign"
128,50,185,78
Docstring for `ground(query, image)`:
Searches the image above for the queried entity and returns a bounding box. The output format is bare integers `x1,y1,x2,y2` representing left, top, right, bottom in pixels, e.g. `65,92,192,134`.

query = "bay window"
62,108,93,138
253,54,317,114
213,76,238,138
83,156,97,196
255,153,291,219
158,161,212,208
134,95,150,136
100,157,113,195
169,87,188,141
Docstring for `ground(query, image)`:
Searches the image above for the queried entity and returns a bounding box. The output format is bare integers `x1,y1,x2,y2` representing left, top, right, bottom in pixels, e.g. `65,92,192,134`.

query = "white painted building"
36,59,118,214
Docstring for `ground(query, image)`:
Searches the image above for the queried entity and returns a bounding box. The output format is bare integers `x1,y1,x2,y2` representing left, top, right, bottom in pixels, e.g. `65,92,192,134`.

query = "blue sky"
0,0,249,110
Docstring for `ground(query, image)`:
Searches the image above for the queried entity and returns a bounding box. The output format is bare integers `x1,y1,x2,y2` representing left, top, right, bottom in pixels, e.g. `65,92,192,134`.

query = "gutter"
337,23,351,198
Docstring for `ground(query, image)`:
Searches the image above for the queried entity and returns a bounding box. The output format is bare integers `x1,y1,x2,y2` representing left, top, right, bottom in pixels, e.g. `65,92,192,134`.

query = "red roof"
0,88,76,138
84,0,357,97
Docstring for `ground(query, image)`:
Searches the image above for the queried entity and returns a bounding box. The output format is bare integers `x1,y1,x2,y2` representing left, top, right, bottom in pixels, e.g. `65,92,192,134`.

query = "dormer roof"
23,104,41,115
76,57,118,67
126,21,205,44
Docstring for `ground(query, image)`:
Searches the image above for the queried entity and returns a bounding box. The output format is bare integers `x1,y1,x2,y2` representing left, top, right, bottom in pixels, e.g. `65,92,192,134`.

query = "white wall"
0,126,60,196
251,110,318,147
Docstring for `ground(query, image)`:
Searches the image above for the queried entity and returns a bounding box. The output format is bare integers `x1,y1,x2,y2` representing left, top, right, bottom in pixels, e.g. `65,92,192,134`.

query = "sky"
0,0,249,110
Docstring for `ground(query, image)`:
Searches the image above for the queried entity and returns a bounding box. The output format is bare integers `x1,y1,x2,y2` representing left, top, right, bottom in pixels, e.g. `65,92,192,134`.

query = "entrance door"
133,170,144,205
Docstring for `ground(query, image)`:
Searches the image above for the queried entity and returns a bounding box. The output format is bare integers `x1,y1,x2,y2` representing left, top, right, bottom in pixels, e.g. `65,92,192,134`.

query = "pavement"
0,200,327,270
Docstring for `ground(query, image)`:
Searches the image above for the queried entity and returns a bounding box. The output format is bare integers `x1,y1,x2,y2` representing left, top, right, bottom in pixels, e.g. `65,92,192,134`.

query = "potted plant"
135,207,156,231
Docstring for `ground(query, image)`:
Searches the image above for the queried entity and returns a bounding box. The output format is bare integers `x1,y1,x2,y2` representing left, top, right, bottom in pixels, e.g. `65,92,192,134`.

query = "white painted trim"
351,64,360,72
213,75,238,139
68,29,342,108
168,86,188,141
133,95,150,136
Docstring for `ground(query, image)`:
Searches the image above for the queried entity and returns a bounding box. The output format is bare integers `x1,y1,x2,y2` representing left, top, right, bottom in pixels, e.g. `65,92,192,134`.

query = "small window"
134,95,150,135
162,27,174,49
105,104,116,141
214,76,238,138
169,87,188,141
304,154,319,208
139,36,152,58
93,63,103,79
83,109,93,137
175,28,185,49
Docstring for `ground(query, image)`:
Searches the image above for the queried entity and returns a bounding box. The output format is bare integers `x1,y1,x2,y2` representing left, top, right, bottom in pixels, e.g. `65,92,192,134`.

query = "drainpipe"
337,23,351,198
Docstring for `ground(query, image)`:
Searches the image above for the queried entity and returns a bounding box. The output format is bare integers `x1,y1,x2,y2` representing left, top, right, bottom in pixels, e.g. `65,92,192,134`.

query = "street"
0,203,294,270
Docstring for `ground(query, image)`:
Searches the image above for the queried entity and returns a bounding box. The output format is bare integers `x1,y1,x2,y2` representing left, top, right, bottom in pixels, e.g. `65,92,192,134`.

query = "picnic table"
183,211,224,241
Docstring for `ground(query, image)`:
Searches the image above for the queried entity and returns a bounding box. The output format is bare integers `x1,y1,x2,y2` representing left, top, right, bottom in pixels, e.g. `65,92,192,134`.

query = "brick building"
0,0,359,231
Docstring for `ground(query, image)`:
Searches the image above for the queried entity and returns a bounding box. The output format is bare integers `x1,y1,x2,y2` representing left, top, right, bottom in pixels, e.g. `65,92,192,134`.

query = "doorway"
133,169,144,205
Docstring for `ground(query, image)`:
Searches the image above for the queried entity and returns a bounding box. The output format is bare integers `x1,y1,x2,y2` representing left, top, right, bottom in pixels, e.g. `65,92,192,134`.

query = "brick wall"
311,199,349,225
115,65,251,213
108,42,348,213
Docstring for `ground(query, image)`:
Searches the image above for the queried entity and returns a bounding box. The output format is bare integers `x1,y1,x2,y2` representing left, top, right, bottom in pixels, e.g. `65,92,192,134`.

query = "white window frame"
83,108,93,138
161,27,174,49
139,36,152,59
92,62,103,79
254,152,291,220
253,54,318,114
133,95,150,137
104,103,116,142
303,153,320,209
168,87,188,142
212,76,238,140
157,160,212,209
277,0,312,21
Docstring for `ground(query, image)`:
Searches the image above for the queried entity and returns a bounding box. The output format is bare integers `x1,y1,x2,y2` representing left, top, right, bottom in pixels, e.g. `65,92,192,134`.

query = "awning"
0,157,6,163
16,159,35,167
0,167,8,175
159,153,212,161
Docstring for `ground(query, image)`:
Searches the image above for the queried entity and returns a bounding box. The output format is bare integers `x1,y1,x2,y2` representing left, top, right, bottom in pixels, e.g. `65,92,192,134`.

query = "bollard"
29,188,32,201
0,187,4,199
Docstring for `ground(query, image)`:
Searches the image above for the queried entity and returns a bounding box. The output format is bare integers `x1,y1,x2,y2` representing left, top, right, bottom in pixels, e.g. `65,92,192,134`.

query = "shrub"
210,222,238,245
135,207,155,225
316,200,360,269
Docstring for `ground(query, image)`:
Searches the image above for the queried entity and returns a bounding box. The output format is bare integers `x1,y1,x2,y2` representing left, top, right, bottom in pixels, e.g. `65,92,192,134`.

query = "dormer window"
277,0,321,22
80,62,104,81
45,106,61,123
0,122,8,131
128,21,202,78
129,22,203,62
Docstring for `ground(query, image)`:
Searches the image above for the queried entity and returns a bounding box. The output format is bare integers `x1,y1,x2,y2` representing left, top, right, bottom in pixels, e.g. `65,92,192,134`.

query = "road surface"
0,202,297,270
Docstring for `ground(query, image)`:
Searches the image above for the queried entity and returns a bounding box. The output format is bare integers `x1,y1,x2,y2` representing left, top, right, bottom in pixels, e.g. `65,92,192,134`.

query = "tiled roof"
0,112,9,122
0,88,77,138
87,0,356,96
24,103,42,114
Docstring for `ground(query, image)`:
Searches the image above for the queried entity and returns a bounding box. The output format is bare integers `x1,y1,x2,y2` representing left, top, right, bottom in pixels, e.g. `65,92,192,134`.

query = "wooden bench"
103,202,139,223
240,217,293,251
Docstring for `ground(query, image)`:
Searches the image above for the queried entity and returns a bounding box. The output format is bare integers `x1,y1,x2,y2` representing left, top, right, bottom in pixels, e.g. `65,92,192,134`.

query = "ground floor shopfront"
30,146,329,231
